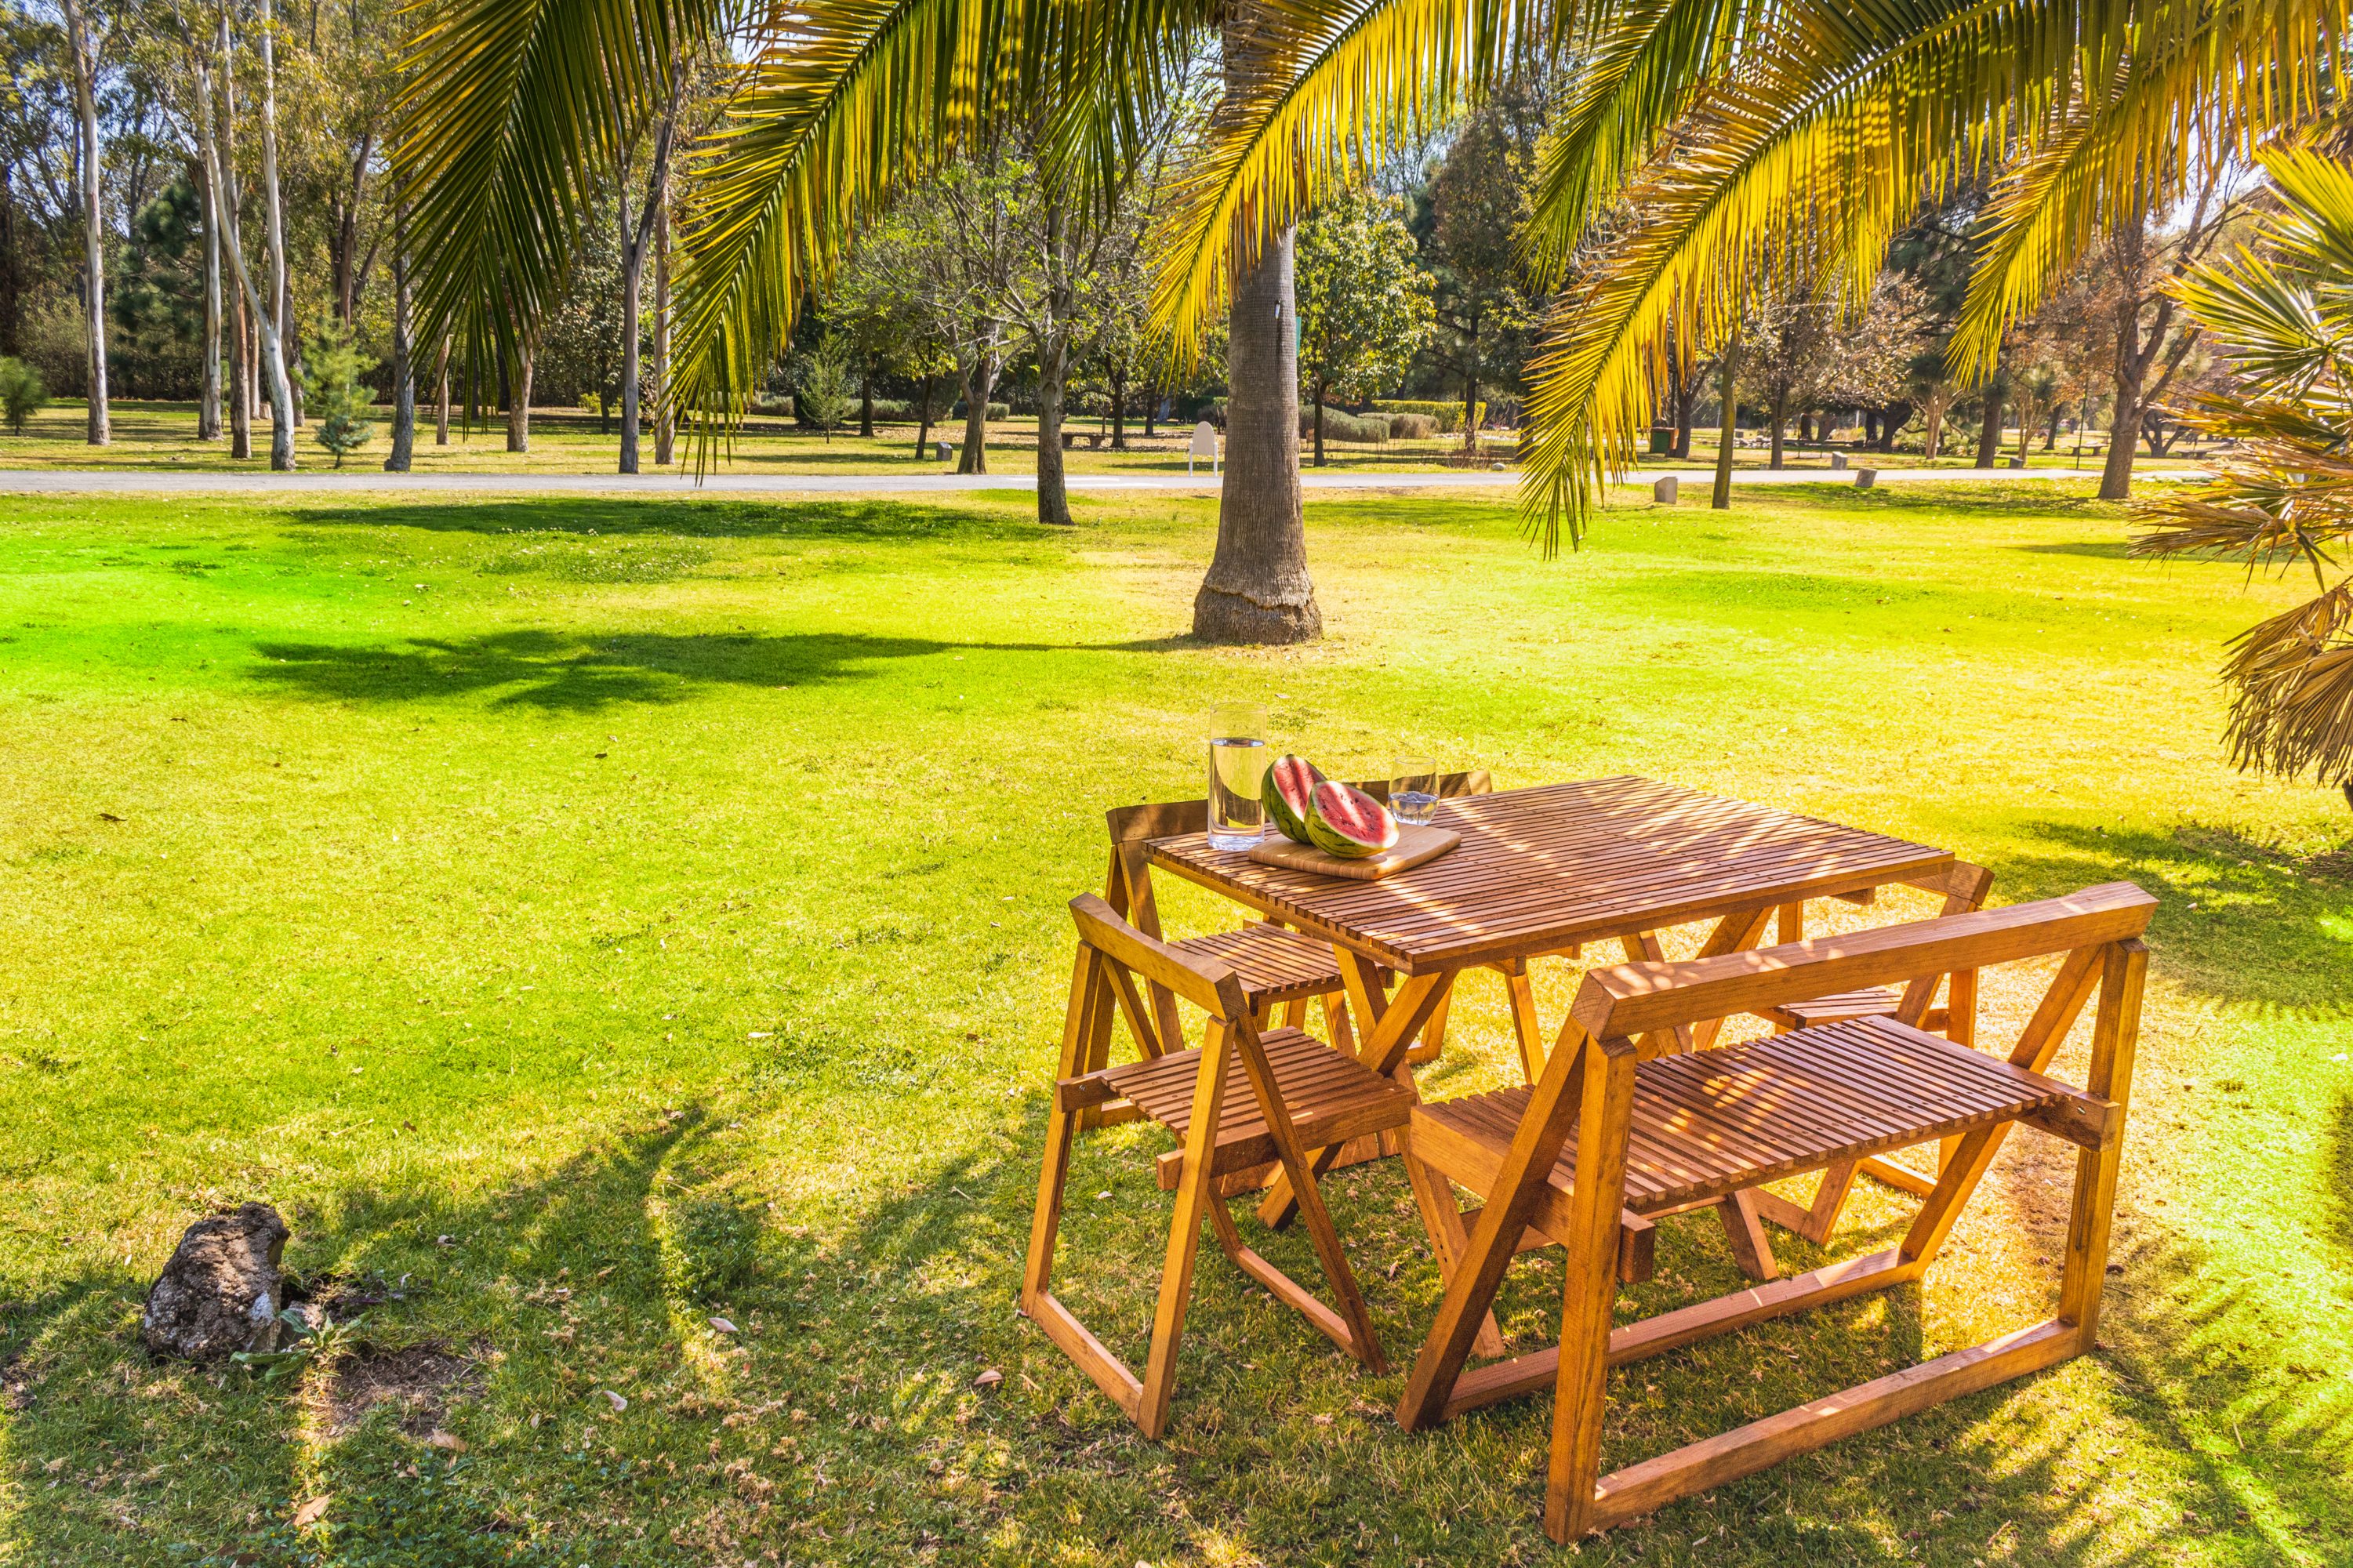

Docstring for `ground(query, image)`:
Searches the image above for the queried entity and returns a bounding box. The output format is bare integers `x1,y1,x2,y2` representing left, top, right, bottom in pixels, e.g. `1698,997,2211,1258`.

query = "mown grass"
0,479,2344,1566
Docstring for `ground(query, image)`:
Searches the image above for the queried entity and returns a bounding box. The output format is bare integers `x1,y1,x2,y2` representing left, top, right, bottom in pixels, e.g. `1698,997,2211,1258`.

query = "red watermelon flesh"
1305,780,1398,858
1262,754,1327,843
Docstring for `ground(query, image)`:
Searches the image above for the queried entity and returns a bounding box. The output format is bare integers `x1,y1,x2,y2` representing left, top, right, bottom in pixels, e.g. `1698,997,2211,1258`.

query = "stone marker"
1830,452,1847,470
2010,456,2028,469
1188,421,1220,476
935,440,953,463
1654,474,1678,504
143,1202,289,1360
1855,468,1877,488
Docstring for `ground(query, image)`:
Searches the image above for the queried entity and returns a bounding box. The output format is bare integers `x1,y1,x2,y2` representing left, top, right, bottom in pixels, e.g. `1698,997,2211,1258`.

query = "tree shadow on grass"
289,497,1037,543
1986,818,2352,1016
245,627,1190,710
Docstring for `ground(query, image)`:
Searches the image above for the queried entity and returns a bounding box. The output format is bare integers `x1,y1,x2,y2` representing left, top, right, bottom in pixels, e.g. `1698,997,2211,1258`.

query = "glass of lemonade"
1390,763,1440,826
1207,702,1269,850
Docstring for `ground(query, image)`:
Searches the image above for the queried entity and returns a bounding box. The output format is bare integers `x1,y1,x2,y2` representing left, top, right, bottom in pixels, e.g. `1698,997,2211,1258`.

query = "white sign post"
1188,420,1220,476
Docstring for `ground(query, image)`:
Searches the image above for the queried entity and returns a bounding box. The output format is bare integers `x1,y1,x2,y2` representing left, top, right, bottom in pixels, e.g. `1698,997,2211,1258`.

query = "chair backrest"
1069,893,1244,1023
1570,882,2155,1049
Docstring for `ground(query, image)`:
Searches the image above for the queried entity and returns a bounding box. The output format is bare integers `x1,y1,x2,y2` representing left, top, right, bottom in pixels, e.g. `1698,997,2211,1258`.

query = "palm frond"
1519,0,1753,288
1149,0,1532,365
1948,0,2334,383
392,0,729,359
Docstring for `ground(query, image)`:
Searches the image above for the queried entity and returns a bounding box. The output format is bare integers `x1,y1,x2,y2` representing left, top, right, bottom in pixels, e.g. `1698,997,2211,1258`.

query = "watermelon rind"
1261,754,1327,844
1304,780,1399,859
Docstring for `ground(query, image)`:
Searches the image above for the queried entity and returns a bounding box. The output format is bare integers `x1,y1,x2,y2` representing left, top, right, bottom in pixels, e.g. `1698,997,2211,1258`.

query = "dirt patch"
325,1345,477,1438
2308,847,2353,881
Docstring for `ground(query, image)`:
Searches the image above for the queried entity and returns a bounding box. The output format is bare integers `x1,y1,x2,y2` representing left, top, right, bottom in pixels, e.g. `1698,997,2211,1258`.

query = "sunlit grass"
0,480,2343,1564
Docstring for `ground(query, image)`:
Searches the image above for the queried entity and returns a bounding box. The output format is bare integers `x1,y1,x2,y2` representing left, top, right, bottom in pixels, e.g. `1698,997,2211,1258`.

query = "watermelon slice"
1304,780,1399,858
1261,754,1327,844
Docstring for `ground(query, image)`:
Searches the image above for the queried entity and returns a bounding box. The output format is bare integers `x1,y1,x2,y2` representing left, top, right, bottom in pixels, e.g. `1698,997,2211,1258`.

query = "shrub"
949,401,1011,422
662,1194,761,1301
576,391,605,415
0,358,44,434
796,339,853,440
1386,412,1437,439
1299,406,1389,443
1372,397,1486,434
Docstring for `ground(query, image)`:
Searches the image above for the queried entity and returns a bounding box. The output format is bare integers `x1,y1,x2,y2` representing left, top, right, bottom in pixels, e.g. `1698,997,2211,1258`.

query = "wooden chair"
1392,883,2154,1540
1743,860,1997,1254
1022,895,1415,1439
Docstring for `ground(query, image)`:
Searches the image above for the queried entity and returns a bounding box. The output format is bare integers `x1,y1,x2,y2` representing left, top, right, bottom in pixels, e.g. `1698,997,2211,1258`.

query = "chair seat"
1411,1017,2082,1240
1100,1026,1414,1176
1761,986,1902,1029
1167,924,1355,1007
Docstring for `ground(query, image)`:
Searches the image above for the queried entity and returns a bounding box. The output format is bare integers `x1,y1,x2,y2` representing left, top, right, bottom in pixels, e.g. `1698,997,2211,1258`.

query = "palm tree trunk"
1194,227,1317,644
1711,343,1738,509
63,0,107,445
384,198,412,471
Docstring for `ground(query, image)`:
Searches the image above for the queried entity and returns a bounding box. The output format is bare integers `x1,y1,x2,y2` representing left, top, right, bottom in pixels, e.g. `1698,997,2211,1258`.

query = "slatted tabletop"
1147,776,1951,975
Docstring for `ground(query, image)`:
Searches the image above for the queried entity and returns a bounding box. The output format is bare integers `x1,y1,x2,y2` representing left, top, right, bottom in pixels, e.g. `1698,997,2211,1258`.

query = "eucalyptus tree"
60,0,108,443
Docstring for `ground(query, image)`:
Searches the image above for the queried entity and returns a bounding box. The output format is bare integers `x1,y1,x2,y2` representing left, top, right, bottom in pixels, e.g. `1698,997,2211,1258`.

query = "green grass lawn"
0,479,2344,1566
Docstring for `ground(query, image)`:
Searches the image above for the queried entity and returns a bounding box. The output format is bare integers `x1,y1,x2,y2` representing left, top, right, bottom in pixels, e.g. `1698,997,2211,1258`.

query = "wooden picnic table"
1145,775,1954,1234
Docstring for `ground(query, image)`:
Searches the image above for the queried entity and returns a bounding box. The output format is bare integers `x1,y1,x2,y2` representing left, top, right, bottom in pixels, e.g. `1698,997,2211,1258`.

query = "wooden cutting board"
1245,824,1460,881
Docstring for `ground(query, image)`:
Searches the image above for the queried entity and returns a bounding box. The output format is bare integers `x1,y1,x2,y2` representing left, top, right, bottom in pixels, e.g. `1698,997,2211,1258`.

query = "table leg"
1255,958,1451,1230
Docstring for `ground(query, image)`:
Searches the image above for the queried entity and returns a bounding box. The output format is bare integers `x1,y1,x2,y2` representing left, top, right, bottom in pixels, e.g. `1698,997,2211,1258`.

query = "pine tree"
300,315,377,467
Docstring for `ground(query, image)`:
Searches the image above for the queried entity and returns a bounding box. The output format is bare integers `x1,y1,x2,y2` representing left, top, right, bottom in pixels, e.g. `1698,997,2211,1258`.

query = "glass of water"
1389,763,1440,826
1207,702,1269,850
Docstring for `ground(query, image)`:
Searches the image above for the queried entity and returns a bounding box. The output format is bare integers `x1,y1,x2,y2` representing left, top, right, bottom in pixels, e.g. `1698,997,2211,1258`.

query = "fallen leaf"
97,812,124,824
973,1369,1003,1389
292,1495,331,1530
427,1432,468,1453
42,1458,64,1474
709,1317,738,1334
601,1389,628,1413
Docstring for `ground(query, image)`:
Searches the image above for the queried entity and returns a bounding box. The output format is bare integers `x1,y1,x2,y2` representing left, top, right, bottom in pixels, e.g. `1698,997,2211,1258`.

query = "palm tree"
2137,146,2353,808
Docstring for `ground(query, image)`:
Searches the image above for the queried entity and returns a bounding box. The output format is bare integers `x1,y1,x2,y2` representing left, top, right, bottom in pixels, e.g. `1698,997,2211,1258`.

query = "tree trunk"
1768,390,1788,469
1109,368,1127,449
1974,372,2004,470
913,373,934,459
198,161,222,440
1462,372,1479,453
434,337,450,445
1036,335,1070,526
506,338,533,452
256,0,296,469
1876,401,1910,452
0,166,19,358
2043,406,2061,449
1712,344,1738,509
1142,381,1157,437
64,0,108,444
652,181,674,466
956,339,995,474
384,198,412,471
230,289,252,458
1670,359,1697,459
1313,383,1327,466
859,371,874,439
618,194,643,474
1195,227,1316,643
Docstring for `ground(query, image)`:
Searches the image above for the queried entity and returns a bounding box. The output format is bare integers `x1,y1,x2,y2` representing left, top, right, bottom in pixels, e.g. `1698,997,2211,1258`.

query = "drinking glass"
1207,702,1269,850
1389,763,1440,826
